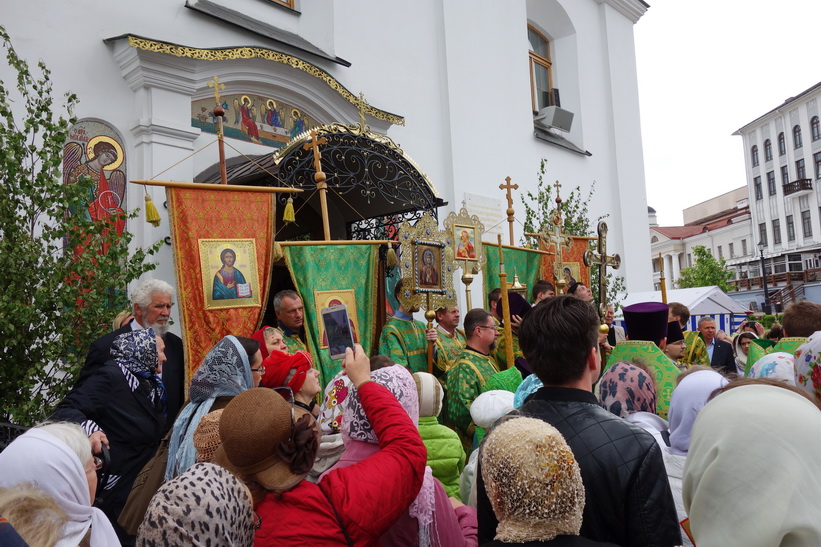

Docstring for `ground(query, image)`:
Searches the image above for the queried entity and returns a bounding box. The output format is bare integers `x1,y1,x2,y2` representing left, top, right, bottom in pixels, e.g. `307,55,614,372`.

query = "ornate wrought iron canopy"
195,123,444,241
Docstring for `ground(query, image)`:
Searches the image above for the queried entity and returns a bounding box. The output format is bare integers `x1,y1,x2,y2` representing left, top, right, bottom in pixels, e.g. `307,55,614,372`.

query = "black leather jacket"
477,387,682,547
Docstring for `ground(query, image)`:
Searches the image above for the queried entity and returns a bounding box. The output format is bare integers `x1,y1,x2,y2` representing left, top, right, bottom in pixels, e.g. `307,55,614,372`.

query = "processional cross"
583,221,621,321
525,180,573,294
208,75,229,184
303,130,331,240
499,177,519,246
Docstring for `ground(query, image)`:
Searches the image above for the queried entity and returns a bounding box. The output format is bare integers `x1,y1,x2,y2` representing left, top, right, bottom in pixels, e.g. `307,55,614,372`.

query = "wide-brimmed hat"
213,387,315,492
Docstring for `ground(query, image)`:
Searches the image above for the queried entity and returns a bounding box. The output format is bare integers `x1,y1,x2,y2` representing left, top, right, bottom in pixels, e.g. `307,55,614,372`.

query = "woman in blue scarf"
53,328,167,543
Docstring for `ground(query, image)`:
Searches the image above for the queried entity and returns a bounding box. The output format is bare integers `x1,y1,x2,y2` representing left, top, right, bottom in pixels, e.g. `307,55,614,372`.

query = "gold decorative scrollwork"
125,36,405,126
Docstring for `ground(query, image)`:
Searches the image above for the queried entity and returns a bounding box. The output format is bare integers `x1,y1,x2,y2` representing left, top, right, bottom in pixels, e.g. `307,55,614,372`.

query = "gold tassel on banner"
283,196,296,224
272,241,284,262
144,191,161,227
386,242,398,268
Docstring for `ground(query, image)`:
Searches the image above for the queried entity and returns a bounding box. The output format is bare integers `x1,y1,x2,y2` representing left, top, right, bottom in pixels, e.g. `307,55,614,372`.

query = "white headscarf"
683,384,821,546
667,370,727,456
0,428,120,547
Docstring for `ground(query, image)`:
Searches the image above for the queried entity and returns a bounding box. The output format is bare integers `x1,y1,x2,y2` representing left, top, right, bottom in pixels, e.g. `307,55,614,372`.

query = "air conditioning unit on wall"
534,105,574,132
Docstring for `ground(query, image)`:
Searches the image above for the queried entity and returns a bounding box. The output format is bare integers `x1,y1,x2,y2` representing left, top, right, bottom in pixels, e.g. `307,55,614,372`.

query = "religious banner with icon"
541,236,595,292
482,242,543,302
167,186,276,385
284,244,379,387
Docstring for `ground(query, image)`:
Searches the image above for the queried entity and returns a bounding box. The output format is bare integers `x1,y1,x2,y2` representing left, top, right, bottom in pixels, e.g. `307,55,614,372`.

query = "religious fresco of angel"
63,119,127,239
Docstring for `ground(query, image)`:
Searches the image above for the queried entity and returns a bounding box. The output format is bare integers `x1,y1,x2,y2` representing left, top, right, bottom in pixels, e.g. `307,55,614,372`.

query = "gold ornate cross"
584,221,621,320
207,76,225,105
303,130,331,239
499,176,519,245
303,129,328,173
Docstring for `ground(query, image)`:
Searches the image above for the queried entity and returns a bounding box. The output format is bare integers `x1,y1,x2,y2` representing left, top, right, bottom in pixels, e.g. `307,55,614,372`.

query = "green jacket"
417,416,466,498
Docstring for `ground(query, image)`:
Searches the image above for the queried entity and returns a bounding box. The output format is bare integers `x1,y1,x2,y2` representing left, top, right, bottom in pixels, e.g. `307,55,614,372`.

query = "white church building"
2,0,654,323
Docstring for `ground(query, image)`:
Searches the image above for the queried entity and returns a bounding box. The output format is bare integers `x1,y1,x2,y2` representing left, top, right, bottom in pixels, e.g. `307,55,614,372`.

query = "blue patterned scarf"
111,328,167,416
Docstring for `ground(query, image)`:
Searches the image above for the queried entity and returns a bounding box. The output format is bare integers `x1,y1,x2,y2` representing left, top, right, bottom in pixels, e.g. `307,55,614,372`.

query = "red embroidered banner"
540,236,596,290
167,185,276,386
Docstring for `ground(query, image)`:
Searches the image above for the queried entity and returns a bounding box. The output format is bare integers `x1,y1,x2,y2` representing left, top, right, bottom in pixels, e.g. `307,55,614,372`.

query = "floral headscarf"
748,352,796,386
597,361,657,417
166,336,252,480
343,364,419,443
794,331,821,400
112,329,166,414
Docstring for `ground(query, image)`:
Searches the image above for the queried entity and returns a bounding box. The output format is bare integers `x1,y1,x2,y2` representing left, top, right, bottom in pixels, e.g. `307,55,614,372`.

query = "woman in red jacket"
214,344,427,546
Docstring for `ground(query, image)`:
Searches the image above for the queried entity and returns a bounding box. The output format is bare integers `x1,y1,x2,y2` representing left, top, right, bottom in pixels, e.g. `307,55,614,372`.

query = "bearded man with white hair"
74,278,185,423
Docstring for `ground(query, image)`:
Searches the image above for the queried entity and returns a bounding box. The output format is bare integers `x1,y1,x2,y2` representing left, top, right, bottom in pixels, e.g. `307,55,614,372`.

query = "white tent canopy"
615,286,750,316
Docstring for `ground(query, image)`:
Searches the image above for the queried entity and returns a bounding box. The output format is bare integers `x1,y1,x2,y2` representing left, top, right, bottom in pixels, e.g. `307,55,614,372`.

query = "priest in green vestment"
608,302,680,418
434,306,466,377
378,280,438,373
746,301,821,374
668,302,710,367
446,308,500,453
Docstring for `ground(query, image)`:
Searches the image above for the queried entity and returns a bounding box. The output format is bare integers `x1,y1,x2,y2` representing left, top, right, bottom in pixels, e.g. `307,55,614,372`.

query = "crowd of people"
3,276,821,546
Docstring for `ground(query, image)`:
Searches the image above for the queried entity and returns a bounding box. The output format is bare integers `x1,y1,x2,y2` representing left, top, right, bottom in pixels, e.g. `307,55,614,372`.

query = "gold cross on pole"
207,76,225,106
553,179,562,202
357,92,368,128
499,176,519,246
583,221,621,320
303,130,331,240
525,221,573,294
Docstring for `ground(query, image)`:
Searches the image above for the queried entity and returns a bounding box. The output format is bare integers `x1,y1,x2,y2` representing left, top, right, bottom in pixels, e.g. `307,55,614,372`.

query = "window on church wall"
779,132,786,156
687,253,692,267
741,239,747,255
814,151,821,179
796,158,806,179
528,26,553,113
787,215,796,241
767,171,776,195
812,116,821,141
759,223,768,246
718,245,723,259
751,145,759,167
794,125,803,149
772,219,781,245
764,139,773,161
754,176,762,200
781,164,790,184
729,242,734,258
788,253,803,272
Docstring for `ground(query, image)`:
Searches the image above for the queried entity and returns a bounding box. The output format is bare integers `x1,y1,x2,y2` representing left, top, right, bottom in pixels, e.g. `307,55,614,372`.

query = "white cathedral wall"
2,0,652,330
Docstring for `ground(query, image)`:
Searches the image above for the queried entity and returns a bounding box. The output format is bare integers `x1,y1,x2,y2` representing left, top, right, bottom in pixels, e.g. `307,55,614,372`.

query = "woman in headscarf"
251,326,288,362
323,364,478,546
667,368,728,457
481,417,617,546
748,352,796,385
165,335,258,480
137,463,255,547
597,360,667,446
793,331,821,401
215,345,428,545
52,329,167,542
0,422,121,546
733,331,756,376
261,350,322,417
683,383,821,546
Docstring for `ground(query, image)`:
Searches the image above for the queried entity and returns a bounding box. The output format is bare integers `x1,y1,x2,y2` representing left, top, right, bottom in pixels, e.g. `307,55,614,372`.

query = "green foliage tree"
0,27,161,425
675,245,733,292
521,159,627,310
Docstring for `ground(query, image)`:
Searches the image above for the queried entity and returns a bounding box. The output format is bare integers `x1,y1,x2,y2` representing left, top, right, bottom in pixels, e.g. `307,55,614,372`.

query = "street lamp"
758,241,771,314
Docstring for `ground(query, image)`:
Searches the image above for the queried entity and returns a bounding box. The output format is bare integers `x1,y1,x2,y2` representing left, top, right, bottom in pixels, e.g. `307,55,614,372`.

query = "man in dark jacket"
698,316,735,376
476,296,681,546
74,278,185,425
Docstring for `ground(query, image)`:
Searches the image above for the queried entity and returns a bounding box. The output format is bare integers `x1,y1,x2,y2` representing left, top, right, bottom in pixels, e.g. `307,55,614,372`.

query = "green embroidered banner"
284,244,378,388
482,243,543,305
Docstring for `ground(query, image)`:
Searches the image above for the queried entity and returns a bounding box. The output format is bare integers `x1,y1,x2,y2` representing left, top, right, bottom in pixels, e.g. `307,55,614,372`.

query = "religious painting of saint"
314,290,361,349
63,120,127,245
454,224,477,261
415,242,444,291
562,262,581,286
199,239,261,310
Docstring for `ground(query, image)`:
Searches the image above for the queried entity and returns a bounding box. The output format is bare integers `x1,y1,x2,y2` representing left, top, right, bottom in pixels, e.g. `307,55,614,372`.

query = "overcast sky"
635,0,821,226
